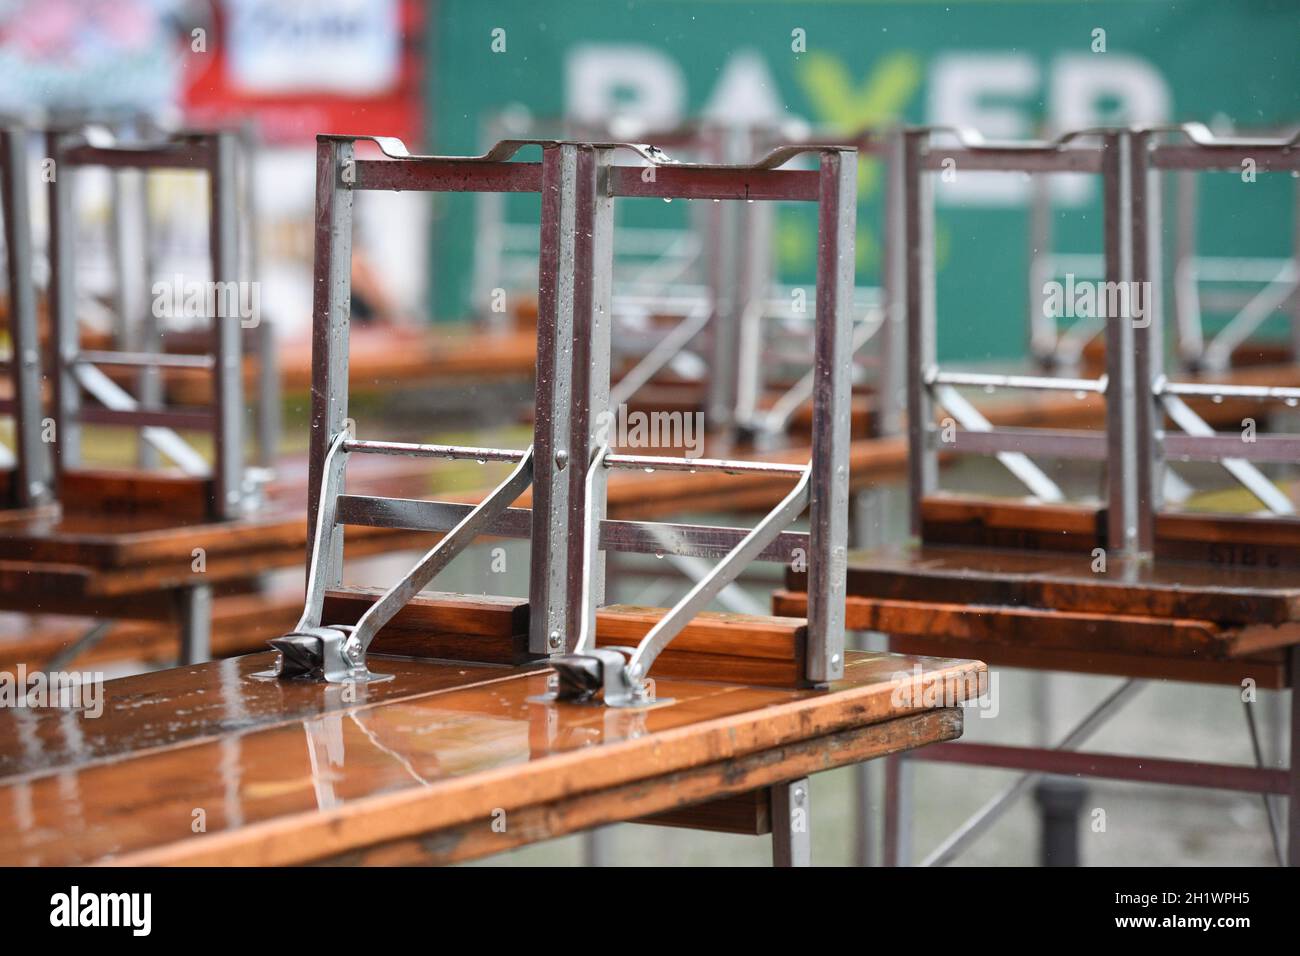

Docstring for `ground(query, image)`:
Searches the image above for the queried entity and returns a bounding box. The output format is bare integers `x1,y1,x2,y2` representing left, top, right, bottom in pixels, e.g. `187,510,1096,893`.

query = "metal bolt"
831,653,841,667
548,630,562,650
554,449,569,471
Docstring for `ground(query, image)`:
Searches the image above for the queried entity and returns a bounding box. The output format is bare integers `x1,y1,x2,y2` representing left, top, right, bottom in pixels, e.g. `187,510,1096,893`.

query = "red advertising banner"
182,0,425,145
0,0,423,145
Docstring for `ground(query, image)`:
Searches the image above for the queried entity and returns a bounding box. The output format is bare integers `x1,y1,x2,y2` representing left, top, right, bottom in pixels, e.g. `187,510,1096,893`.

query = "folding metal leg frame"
902,126,1135,548
885,124,1299,866
0,126,105,665
1166,128,1300,372
44,129,256,665
887,126,1133,866
472,115,722,410
1128,126,1300,865
273,134,855,862
0,127,53,508
1031,124,1300,375
733,129,902,445
103,118,280,476
1131,125,1300,537
47,128,249,519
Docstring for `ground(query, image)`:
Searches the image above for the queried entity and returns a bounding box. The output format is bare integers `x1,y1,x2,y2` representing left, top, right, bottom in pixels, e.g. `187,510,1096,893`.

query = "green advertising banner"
428,0,1299,360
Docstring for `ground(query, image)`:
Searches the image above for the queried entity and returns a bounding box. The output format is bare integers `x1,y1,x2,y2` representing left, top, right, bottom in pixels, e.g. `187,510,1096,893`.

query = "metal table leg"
177,583,214,665
1033,777,1086,866
850,487,885,867
1244,697,1285,865
882,752,913,866
1288,646,1299,867
582,827,615,867
772,777,812,867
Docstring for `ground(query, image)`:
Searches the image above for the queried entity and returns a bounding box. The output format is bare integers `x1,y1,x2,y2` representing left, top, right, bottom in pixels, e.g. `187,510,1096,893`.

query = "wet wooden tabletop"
833,544,1300,625
0,650,983,865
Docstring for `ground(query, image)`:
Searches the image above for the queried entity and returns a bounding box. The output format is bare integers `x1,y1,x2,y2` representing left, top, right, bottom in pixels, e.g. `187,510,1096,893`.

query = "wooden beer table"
0,637,983,866
778,124,1300,866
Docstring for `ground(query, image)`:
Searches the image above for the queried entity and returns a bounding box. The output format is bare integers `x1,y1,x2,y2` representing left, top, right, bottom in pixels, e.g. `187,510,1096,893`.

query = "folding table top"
0,649,984,865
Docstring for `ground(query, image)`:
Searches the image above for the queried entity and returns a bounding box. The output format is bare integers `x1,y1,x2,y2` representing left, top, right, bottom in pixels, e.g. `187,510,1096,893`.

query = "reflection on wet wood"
0,652,531,779
0,650,983,865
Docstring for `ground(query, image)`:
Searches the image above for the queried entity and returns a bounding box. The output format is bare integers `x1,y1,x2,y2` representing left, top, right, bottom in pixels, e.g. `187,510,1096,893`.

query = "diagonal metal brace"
271,438,535,682
348,445,534,654
551,452,812,707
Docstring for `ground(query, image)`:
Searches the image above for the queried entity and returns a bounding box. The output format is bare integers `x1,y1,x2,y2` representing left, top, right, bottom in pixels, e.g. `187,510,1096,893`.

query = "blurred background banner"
0,0,192,115
2,0,1294,358
0,0,423,141
184,0,424,144
428,0,1300,358
0,0,428,336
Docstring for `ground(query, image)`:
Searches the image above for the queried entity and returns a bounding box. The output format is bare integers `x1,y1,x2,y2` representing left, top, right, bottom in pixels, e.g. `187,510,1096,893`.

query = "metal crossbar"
476,118,889,447
472,115,722,332
734,129,898,442
278,134,855,701
906,122,1300,555
1129,125,1300,545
